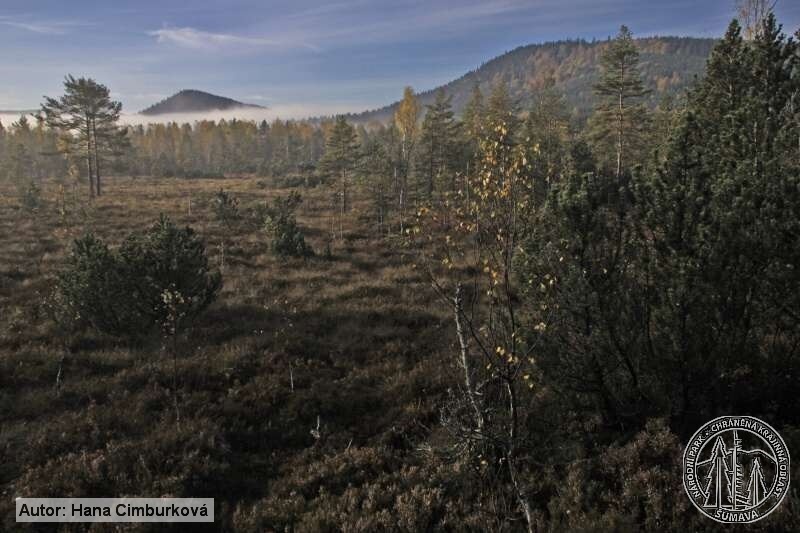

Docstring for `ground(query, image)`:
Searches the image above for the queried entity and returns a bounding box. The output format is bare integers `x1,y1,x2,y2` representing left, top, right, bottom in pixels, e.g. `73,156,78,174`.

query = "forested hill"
348,36,716,123
140,89,264,115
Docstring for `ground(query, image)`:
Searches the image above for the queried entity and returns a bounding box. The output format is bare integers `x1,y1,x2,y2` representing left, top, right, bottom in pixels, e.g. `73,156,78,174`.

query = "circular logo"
683,416,791,524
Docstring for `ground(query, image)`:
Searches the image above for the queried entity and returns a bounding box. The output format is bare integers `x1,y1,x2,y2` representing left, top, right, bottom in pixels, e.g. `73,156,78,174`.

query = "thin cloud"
0,16,77,35
148,26,319,52
285,0,372,20
291,0,630,46
113,92,170,101
281,0,538,47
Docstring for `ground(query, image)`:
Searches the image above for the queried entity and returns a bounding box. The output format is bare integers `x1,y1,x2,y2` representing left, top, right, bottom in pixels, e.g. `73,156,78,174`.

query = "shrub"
55,234,131,334
18,180,42,212
212,188,240,228
269,216,314,257
119,215,222,331
262,192,314,257
55,215,221,338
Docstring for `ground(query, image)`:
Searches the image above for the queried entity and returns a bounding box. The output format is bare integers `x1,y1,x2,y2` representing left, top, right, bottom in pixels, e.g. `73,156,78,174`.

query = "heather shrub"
540,419,703,532
231,449,457,532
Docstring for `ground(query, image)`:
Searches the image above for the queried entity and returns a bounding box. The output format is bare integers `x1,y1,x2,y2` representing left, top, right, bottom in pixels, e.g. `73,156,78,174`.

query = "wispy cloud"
276,0,548,47
0,16,77,35
148,26,319,52
285,0,373,20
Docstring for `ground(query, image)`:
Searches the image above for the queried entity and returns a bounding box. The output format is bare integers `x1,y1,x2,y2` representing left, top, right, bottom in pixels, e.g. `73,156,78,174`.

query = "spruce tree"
525,82,570,199
461,83,485,169
416,89,460,197
485,82,518,136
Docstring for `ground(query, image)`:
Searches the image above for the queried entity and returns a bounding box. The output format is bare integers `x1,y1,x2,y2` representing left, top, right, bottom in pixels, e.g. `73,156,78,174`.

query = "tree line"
1,25,672,209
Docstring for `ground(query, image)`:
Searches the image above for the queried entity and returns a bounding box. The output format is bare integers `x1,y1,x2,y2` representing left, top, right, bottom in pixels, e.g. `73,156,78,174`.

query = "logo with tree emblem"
683,416,791,523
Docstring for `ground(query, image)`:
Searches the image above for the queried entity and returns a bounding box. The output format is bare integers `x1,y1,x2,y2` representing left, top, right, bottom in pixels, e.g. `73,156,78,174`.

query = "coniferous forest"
1,3,800,532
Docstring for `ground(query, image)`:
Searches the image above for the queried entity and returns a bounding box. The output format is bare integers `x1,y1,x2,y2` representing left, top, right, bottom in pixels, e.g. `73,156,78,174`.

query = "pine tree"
635,15,800,419
590,26,650,177
319,116,359,238
357,138,393,235
41,75,127,197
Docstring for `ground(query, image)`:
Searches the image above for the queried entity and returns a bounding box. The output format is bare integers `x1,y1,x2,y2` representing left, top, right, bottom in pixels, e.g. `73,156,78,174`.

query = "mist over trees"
0,36,717,196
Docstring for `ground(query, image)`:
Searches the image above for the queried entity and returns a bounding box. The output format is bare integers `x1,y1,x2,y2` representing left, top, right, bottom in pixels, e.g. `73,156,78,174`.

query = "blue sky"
1,1,798,118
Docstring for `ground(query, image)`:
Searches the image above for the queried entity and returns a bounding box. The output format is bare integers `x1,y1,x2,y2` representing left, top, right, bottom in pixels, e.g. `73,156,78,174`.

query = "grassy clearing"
0,177,454,530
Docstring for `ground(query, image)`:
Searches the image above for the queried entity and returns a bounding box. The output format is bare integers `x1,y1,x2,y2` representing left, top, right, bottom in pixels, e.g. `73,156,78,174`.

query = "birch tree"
394,86,419,233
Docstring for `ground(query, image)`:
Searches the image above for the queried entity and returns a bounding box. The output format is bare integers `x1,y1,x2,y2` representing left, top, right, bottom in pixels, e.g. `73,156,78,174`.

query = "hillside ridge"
140,89,265,115
346,36,716,123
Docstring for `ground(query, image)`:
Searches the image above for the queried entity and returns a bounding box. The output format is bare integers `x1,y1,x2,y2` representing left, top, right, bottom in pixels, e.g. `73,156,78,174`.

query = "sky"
0,0,798,119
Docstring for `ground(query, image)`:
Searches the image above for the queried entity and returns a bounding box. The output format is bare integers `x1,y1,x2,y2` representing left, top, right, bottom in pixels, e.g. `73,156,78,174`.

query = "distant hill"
139,90,264,115
347,36,717,124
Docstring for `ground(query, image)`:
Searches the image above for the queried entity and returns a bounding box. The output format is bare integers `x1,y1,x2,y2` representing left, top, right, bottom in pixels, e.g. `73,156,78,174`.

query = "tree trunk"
617,90,624,178
342,169,348,212
505,380,533,533
616,61,626,178
454,284,484,431
428,139,435,198
377,183,385,236
399,186,405,235
91,118,102,196
85,117,95,197
86,153,94,197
